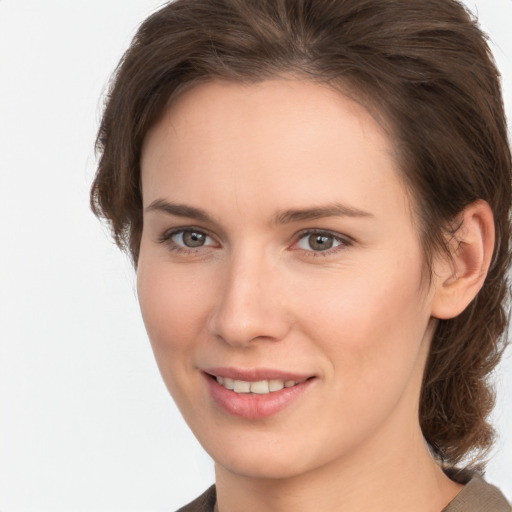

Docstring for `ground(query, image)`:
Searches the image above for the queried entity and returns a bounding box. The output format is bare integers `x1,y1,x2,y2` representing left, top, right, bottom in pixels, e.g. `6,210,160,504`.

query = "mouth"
208,374,311,395
202,368,316,420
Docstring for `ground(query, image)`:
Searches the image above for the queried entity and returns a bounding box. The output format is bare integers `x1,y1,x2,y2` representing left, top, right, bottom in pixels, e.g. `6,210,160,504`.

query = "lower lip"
204,374,315,420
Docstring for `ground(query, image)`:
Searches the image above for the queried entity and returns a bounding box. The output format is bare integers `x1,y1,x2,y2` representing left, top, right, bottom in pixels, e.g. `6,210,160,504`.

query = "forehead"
140,78,414,228
145,78,392,163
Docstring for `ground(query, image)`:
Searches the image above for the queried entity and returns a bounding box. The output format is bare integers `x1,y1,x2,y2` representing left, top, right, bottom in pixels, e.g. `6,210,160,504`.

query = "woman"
91,0,511,510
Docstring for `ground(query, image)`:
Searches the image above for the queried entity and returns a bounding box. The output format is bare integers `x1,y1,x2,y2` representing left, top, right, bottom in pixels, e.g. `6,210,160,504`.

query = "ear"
431,200,495,320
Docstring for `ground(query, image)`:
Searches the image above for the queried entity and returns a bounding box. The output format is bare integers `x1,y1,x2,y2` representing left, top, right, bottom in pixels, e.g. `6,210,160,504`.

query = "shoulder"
443,469,511,512
175,485,216,512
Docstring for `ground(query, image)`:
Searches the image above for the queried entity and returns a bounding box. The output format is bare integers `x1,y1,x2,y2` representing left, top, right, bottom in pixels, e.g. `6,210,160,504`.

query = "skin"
137,78,492,512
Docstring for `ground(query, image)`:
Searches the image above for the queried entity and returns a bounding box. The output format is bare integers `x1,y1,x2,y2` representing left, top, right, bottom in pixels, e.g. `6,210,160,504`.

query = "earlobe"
431,200,495,320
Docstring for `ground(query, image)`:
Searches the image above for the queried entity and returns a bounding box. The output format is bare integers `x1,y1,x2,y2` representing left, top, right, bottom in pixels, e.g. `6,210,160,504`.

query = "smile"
215,376,305,394
204,369,316,420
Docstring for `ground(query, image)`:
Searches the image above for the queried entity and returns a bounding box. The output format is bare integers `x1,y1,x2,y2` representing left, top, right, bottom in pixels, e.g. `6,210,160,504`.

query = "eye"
159,228,217,252
172,230,211,248
295,230,349,253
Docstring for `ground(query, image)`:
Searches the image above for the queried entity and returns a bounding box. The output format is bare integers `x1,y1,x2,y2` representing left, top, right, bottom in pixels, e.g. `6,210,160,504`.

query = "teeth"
233,380,251,393
250,380,269,394
269,379,284,392
215,377,299,394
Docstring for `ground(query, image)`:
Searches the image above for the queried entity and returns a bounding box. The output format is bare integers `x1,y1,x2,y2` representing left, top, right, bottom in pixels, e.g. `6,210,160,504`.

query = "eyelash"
158,227,353,257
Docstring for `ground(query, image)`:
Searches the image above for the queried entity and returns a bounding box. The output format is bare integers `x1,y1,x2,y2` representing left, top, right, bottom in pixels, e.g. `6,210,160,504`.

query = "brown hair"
91,0,511,469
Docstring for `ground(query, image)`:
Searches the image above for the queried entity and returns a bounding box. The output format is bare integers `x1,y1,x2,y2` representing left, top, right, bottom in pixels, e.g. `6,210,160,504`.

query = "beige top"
177,473,511,512
442,470,511,512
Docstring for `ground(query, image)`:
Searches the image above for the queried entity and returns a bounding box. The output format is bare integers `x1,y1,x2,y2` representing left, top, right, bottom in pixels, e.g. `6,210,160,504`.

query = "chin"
215,451,309,480
202,429,334,481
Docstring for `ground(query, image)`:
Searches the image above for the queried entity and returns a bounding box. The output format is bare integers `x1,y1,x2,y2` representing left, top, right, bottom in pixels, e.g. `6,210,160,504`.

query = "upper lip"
202,367,314,382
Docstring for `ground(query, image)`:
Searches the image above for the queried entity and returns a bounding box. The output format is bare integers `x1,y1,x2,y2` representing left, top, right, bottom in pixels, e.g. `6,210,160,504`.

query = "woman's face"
138,79,439,479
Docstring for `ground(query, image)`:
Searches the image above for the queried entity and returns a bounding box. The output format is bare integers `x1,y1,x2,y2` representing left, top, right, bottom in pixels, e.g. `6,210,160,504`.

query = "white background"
0,1,511,510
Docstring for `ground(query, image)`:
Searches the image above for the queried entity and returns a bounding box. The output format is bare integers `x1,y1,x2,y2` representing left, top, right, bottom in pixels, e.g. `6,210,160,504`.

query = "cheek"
136,256,212,369
294,253,430,386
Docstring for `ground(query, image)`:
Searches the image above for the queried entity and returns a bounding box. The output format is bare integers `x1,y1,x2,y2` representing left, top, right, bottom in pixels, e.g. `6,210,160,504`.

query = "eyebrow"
272,203,373,224
145,199,214,223
145,199,373,224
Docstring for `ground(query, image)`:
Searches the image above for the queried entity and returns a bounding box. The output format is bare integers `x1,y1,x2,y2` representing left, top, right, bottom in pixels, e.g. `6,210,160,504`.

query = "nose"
207,252,292,348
